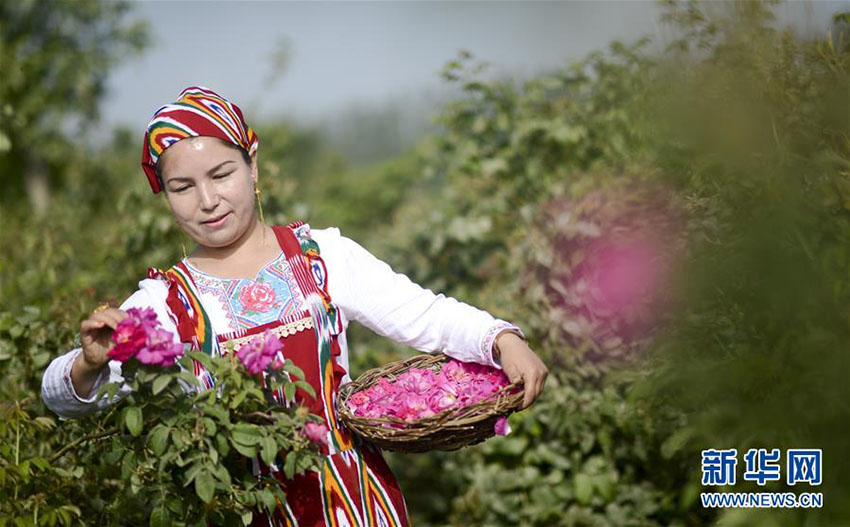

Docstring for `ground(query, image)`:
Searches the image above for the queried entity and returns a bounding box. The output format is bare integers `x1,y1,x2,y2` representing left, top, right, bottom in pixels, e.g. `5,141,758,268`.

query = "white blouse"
41,226,521,419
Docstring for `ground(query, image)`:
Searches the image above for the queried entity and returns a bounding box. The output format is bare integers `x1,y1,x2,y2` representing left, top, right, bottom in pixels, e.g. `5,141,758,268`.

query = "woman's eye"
175,186,190,192
213,172,232,179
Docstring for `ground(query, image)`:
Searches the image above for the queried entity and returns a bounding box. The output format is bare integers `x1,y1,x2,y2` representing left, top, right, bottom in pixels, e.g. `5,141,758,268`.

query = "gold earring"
255,182,267,228
176,223,188,260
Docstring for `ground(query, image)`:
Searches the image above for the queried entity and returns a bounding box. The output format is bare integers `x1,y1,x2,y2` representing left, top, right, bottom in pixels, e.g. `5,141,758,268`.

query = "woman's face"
158,136,258,250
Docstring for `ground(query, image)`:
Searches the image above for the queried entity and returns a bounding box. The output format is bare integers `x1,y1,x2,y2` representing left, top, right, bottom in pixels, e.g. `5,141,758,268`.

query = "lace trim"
221,316,314,353
481,320,524,362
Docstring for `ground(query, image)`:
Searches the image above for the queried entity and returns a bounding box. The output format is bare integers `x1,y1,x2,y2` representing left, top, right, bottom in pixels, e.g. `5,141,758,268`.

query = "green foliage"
0,335,324,525
630,1,850,524
0,0,148,205
3,0,849,524
376,41,706,527
372,2,850,525
92,351,322,525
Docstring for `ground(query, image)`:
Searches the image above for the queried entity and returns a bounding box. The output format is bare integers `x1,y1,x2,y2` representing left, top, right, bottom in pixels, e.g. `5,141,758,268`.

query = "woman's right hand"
79,307,129,372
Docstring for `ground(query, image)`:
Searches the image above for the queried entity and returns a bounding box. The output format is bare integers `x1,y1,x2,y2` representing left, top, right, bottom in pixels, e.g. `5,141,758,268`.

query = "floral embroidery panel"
186,255,306,330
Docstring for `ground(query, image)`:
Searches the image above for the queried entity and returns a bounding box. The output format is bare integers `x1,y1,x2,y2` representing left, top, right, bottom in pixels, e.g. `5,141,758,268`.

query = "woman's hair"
155,137,253,193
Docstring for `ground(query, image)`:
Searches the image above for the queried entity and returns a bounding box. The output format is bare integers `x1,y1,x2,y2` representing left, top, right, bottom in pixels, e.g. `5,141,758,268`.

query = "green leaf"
33,416,56,430
661,427,694,460
284,383,296,404
241,511,253,526
294,380,315,399
212,463,231,485
149,426,169,457
215,434,230,456
194,469,215,504
232,442,257,458
32,351,50,367
150,505,171,527
203,405,230,423
176,371,202,388
125,407,143,436
260,488,277,512
284,361,306,381
574,473,593,505
260,436,278,467
187,351,214,370
202,417,217,436
152,375,172,395
30,457,49,471
229,390,248,409
284,451,297,479
232,423,262,445
183,462,204,487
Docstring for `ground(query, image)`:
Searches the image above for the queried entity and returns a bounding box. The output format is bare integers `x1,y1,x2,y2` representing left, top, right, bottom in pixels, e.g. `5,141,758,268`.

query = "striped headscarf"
141,86,259,194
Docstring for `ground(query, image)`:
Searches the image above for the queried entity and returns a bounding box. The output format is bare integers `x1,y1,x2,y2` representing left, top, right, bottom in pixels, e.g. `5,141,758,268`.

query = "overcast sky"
101,1,846,140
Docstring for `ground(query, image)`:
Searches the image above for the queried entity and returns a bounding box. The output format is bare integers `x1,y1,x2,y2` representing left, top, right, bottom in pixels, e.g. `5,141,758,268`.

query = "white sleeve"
311,227,523,370
41,278,177,419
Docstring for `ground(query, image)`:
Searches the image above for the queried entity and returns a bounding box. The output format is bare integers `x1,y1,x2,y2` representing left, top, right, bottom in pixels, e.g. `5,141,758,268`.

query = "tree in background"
0,0,147,214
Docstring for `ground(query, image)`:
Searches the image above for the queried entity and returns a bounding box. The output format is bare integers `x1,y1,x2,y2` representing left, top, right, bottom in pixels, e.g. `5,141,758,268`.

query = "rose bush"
85,325,324,524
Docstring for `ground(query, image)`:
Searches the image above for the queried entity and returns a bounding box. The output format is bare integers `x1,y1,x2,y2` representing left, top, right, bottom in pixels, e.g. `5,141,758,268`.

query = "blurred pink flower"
237,330,284,375
494,416,512,436
585,240,662,318
302,421,329,445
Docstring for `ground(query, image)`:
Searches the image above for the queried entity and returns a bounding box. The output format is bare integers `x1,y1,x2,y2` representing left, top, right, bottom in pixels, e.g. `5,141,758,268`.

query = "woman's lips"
202,212,230,228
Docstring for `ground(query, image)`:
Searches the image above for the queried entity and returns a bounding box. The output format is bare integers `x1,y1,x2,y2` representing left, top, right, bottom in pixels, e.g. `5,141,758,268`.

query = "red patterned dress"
157,222,410,526
41,221,522,526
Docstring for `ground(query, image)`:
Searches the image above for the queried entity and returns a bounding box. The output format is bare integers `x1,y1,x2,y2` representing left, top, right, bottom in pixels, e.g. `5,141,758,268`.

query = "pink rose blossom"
301,421,329,445
238,282,278,313
135,328,183,367
107,307,182,367
236,330,284,375
494,416,512,436
397,369,437,395
108,317,147,362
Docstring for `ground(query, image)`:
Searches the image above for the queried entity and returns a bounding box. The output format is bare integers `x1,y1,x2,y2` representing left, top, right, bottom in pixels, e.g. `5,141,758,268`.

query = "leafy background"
2,0,849,525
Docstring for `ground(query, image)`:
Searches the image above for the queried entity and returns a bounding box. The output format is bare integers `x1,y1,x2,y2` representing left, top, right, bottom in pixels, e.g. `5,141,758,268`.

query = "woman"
41,86,548,526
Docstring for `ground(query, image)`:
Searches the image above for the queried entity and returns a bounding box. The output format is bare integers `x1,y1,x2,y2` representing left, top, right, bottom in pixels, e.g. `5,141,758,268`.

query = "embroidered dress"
169,222,408,526
41,222,523,527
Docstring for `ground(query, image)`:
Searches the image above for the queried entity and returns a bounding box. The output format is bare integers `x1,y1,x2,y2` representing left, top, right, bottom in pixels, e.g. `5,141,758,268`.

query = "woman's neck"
189,220,274,264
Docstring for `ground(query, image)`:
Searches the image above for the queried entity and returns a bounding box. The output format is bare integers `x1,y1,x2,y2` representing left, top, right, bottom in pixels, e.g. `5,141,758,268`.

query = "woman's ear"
250,151,259,184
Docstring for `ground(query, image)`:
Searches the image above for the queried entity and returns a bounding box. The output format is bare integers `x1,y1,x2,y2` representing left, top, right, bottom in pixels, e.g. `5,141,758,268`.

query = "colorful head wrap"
141,86,259,194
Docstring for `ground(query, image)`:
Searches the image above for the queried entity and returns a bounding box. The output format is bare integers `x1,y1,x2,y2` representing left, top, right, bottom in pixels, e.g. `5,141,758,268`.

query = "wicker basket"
338,353,524,453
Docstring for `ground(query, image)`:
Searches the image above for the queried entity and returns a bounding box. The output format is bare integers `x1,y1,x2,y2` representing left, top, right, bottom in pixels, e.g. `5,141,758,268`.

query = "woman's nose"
197,182,220,210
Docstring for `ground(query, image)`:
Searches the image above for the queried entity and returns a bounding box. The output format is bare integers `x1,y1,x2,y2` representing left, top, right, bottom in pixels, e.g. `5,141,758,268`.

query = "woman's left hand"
495,332,549,410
